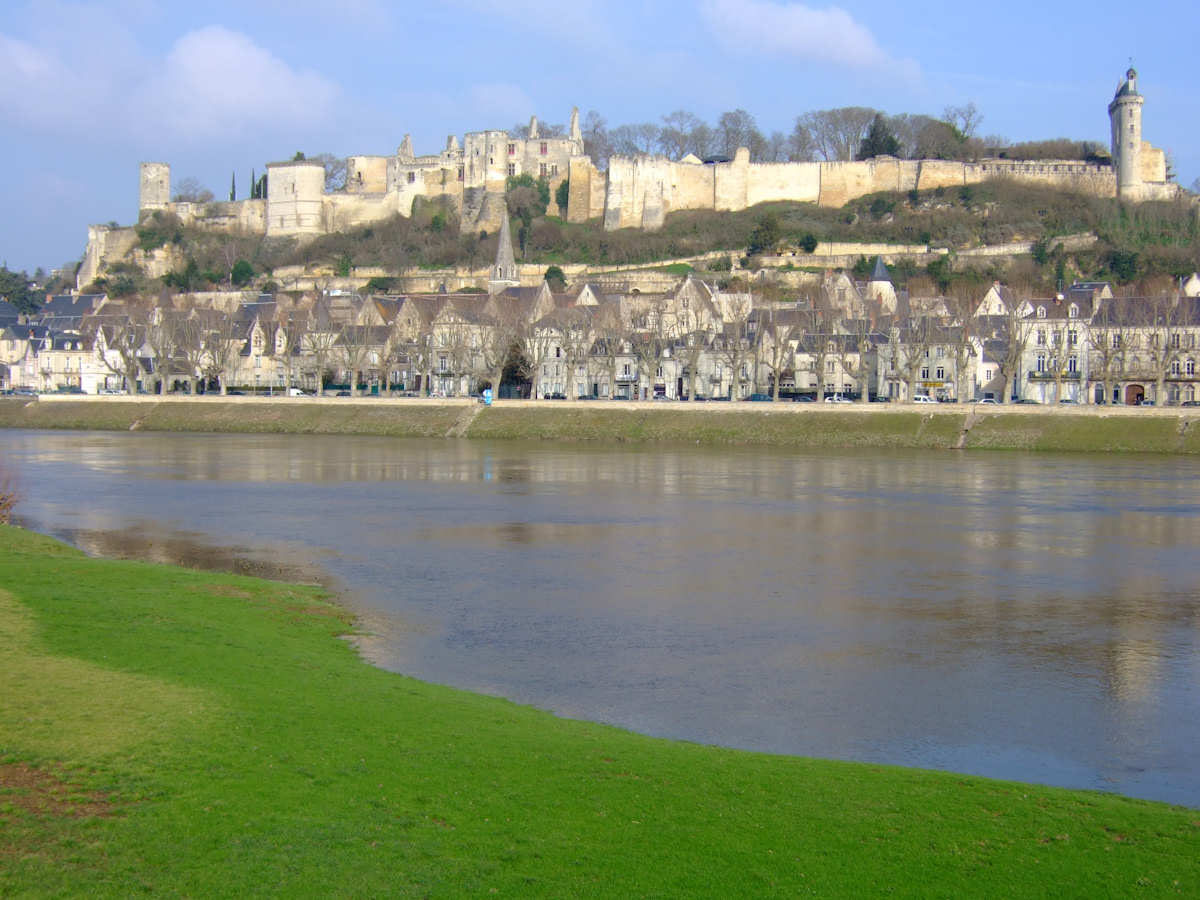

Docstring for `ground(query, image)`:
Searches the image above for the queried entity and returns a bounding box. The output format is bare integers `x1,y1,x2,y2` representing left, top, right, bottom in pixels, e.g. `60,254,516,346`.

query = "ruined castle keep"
127,69,1176,243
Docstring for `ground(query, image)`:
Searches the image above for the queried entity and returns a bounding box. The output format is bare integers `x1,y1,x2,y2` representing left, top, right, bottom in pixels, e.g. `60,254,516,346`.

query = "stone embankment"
3,395,1198,454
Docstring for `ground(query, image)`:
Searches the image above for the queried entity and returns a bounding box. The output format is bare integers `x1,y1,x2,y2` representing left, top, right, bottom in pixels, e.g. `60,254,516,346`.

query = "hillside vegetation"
81,181,1200,303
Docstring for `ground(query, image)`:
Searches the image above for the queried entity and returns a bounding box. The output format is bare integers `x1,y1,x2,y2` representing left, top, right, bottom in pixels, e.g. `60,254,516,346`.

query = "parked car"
1139,399,1155,406
748,393,773,401
977,398,999,405
1181,400,1200,407
1015,398,1041,405
912,395,935,404
792,395,814,402
871,396,891,403
287,387,309,397
824,394,851,404
335,390,352,397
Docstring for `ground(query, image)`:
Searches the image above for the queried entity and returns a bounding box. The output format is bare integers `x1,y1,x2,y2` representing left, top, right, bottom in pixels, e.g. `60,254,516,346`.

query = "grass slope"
1,526,1196,896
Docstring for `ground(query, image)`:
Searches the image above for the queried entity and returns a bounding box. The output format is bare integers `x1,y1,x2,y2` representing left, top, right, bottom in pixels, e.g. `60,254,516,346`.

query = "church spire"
488,214,519,294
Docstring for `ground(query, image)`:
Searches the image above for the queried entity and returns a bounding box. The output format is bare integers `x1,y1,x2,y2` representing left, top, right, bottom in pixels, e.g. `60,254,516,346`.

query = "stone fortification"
590,154,1126,230
82,72,1180,289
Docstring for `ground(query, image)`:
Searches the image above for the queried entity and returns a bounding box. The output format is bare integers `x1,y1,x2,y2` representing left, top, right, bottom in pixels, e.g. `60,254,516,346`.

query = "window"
623,363,631,376
1037,306,1046,319
407,172,415,184
985,368,993,381
1037,329,1046,346
1068,355,1078,373
1187,359,1196,375
935,346,944,359
920,366,929,379
554,346,561,358
1171,333,1181,348
656,365,663,377
507,143,516,156
1068,329,1077,346
1068,304,1079,318
1171,360,1181,375
1112,333,1121,349
540,142,548,155
539,163,548,177
935,366,945,380
507,164,516,177
1036,354,1046,373
826,360,835,373
551,164,559,176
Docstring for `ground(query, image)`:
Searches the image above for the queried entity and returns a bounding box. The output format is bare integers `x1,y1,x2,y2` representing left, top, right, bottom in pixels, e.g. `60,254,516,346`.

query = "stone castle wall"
593,155,1121,230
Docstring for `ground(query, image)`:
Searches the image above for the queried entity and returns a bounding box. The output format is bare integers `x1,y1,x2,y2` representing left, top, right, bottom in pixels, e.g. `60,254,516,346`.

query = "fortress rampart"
84,71,1181,289
574,153,1124,230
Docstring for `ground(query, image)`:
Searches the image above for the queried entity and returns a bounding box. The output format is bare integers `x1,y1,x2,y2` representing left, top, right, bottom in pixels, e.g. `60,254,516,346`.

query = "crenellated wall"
592,154,1123,231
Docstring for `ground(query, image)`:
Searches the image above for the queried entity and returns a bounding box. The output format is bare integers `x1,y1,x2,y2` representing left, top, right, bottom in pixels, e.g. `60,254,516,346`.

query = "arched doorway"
1125,384,1145,405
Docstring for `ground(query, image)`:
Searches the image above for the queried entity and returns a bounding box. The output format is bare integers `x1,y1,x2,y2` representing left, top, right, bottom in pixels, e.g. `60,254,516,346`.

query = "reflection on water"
3,428,1200,808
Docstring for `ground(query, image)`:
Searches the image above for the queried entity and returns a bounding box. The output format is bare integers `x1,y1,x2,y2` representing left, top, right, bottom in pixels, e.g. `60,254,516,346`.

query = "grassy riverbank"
2,396,1200,453
2,526,1197,895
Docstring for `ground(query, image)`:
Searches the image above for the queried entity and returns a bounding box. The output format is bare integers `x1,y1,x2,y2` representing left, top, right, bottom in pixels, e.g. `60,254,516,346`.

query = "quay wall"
2,396,1198,454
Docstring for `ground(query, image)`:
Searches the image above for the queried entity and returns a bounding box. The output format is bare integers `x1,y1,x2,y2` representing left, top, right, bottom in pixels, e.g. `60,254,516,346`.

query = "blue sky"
2,0,1197,274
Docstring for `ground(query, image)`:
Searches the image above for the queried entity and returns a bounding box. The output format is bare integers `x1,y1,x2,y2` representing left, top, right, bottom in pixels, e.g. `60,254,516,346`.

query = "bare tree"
755,307,801,400
172,177,214,203
144,299,183,394
86,306,147,394
944,295,979,402
582,110,612,167
302,325,340,397
994,300,1034,404
796,107,877,161
337,324,379,396
1087,296,1129,405
943,102,983,139
716,109,765,159
658,110,703,159
714,293,753,400
610,123,661,157
199,308,244,395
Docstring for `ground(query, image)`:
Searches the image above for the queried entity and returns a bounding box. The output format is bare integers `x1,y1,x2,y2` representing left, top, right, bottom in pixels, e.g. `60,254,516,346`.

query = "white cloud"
133,26,339,141
0,17,340,147
700,0,917,75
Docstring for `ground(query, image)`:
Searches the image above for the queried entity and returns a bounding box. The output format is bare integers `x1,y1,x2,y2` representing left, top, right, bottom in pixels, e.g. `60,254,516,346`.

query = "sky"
2,0,1197,275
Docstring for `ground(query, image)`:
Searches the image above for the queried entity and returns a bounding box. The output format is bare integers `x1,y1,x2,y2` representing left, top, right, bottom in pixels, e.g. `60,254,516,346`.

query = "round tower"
1107,67,1143,200
139,162,171,213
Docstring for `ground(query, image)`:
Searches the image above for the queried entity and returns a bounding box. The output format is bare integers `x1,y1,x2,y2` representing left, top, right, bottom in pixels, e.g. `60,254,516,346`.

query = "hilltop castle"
80,69,1178,287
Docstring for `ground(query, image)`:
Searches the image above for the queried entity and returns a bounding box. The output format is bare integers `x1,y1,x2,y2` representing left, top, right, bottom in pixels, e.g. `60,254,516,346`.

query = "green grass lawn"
1,525,1197,896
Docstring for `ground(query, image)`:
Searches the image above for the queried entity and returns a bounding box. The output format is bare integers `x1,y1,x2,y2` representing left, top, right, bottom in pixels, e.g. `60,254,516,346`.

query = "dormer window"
1068,303,1079,318
1037,306,1047,318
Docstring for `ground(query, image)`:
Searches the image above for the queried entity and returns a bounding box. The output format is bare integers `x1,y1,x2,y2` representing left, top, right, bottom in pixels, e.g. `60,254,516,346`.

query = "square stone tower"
139,162,171,212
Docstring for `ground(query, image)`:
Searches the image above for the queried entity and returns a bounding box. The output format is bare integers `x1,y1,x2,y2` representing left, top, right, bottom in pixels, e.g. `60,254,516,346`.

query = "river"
4,429,1199,807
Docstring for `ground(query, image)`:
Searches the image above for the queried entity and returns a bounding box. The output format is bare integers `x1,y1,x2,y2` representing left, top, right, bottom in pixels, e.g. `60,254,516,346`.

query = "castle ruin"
81,70,1178,288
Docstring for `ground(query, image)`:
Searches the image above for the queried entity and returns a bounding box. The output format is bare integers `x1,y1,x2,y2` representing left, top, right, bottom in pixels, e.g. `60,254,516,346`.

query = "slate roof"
869,257,892,283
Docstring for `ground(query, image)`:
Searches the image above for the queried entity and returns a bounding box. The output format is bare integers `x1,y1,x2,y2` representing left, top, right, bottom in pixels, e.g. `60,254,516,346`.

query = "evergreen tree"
230,172,236,202
858,114,901,160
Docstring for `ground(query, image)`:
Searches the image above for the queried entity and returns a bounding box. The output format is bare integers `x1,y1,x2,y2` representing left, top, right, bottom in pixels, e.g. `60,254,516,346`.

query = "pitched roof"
868,257,892,283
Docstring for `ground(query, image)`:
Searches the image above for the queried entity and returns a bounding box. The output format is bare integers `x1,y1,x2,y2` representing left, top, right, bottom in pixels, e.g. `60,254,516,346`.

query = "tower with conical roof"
1108,66,1144,200
488,214,520,294
866,257,897,315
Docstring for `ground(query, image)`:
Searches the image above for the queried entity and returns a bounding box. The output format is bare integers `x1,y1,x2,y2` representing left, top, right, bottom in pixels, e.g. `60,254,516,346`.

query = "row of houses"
3,266,1200,405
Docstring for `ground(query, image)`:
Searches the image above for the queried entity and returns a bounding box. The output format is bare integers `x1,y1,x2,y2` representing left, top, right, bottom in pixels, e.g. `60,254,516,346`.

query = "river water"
4,429,1199,808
